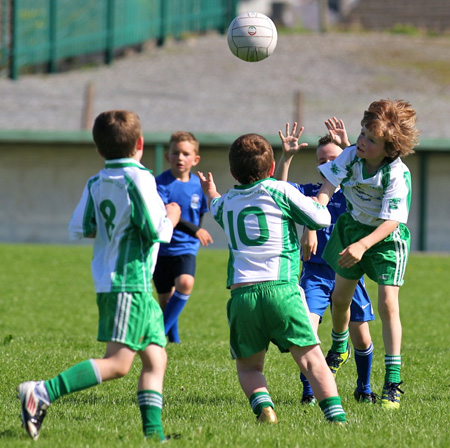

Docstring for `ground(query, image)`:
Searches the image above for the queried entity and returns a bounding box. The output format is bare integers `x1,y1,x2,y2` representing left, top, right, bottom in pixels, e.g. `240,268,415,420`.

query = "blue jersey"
156,170,209,256
291,183,346,265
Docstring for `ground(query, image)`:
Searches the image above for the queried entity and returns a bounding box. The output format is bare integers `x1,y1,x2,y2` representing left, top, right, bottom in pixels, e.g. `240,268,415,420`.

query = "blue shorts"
153,254,196,294
300,262,375,322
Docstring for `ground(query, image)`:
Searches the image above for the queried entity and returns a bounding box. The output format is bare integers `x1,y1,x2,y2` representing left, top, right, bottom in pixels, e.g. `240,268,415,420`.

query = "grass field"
1,244,450,447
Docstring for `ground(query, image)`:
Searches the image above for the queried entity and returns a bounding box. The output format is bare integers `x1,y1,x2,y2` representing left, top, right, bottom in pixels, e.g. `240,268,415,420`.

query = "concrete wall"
0,135,449,251
341,0,450,32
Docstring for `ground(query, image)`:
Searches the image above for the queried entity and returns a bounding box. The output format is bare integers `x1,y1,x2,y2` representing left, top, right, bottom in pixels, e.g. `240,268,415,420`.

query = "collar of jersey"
105,158,149,171
234,177,272,189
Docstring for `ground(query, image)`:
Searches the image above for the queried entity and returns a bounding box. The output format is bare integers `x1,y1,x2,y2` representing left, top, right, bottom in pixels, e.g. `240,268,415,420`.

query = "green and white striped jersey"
210,178,331,288
69,158,174,293
318,146,412,227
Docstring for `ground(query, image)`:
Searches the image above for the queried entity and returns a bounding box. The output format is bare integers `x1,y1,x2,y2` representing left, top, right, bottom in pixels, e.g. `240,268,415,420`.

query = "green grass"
1,244,450,447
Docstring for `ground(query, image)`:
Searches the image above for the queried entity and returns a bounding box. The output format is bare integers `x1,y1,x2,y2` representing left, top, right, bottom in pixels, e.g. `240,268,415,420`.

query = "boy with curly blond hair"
307,99,419,409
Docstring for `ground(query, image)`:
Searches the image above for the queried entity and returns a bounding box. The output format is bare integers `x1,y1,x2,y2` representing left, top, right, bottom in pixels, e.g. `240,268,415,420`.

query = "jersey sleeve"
318,145,355,187
156,181,169,204
275,182,331,230
128,171,174,244
200,191,209,215
379,167,411,224
209,196,225,229
68,177,97,241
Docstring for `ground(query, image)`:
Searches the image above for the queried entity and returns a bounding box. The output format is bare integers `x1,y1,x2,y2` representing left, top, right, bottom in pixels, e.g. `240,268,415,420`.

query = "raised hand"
325,117,350,148
278,122,309,156
198,171,220,204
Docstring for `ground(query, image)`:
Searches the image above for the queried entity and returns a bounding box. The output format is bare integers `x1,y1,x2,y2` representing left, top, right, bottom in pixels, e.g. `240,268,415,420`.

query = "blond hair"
361,99,420,159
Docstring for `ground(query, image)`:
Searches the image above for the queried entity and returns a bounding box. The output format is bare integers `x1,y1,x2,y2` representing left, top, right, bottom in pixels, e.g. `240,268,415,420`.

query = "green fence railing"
0,0,238,80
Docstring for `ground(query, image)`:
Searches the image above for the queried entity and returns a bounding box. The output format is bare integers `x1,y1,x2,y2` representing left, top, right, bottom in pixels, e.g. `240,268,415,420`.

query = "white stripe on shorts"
393,227,408,286
112,292,132,343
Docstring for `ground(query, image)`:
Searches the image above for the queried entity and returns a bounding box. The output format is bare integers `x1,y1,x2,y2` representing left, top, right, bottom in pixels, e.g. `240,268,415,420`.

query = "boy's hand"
325,117,351,148
196,228,214,246
278,122,308,156
198,171,220,203
165,202,181,227
338,241,367,268
301,228,318,261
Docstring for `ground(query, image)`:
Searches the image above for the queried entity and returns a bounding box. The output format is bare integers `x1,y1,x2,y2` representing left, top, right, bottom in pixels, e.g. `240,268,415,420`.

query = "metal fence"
0,0,238,79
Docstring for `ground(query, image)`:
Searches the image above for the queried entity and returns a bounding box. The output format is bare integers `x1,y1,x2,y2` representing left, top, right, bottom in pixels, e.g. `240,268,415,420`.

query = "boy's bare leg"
331,275,358,333
136,344,168,440
378,285,402,355
348,321,372,350
290,345,338,402
236,351,267,398
138,344,167,393
291,344,346,423
236,351,277,423
94,341,136,380
378,284,403,408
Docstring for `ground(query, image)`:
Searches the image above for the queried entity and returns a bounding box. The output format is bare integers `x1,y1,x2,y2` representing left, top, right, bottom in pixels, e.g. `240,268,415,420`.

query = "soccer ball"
227,12,278,62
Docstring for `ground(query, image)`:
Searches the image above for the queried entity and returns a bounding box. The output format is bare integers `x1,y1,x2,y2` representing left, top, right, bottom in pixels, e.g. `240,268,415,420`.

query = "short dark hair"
93,110,142,160
317,134,336,147
229,134,274,185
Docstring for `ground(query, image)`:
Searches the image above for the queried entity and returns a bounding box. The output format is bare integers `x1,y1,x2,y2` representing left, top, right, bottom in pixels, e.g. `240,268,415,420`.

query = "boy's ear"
192,154,201,167
268,160,276,177
136,136,144,151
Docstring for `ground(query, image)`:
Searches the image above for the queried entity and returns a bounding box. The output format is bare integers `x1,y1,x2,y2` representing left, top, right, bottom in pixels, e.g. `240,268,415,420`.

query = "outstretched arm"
325,117,351,148
274,122,308,181
316,179,336,206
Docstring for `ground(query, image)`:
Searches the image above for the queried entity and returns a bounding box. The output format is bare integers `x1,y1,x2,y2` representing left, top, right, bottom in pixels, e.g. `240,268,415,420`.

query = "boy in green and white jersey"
18,110,181,441
307,99,419,409
199,133,347,425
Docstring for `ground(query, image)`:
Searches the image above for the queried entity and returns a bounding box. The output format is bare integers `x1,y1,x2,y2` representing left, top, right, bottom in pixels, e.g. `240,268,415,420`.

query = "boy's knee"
332,295,352,310
112,364,132,378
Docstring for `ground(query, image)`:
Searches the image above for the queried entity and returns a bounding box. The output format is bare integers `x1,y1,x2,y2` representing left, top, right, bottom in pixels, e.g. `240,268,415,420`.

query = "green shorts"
227,281,320,359
97,292,166,351
323,212,410,286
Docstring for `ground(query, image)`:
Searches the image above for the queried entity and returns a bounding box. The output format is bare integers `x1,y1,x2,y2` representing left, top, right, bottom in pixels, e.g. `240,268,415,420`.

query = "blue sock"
354,342,374,394
300,372,314,397
163,291,189,338
167,320,180,343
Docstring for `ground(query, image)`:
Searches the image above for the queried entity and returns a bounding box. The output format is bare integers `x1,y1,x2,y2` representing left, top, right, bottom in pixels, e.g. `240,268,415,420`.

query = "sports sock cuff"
354,342,374,357
331,329,349,353
249,392,274,415
172,290,190,301
385,354,402,366
138,390,163,409
89,359,103,384
319,396,347,422
331,329,349,342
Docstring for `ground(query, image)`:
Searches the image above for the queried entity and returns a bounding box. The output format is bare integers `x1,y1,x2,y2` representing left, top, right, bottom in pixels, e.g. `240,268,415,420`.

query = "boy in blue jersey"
276,119,376,405
199,133,347,425
17,110,181,441
153,131,213,343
